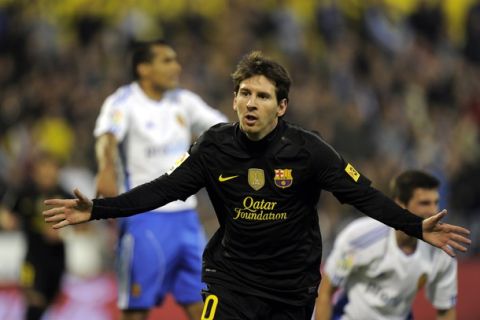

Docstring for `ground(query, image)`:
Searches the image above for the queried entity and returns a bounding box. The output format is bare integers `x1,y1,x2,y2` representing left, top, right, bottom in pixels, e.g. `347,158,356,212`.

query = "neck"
238,118,283,153
395,230,418,255
139,81,165,101
242,118,279,141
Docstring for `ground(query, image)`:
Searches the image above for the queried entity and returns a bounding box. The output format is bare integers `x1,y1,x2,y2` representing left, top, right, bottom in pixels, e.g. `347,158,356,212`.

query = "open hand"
422,209,471,257
43,189,93,229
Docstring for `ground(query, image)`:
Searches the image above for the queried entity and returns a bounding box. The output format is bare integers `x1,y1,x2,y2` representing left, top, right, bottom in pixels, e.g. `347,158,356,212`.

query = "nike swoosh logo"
218,174,239,182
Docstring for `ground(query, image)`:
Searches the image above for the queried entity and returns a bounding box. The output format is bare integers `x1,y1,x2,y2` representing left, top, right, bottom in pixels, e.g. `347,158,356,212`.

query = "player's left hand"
422,209,471,257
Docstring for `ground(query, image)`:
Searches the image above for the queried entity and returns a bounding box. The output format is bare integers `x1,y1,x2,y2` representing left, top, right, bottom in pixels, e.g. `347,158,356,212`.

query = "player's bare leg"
23,288,48,320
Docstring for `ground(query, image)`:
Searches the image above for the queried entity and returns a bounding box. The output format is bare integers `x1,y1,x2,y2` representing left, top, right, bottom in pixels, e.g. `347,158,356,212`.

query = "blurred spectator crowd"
0,0,479,260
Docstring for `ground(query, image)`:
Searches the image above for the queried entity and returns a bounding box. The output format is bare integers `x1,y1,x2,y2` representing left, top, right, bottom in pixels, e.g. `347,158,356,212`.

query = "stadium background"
0,0,479,319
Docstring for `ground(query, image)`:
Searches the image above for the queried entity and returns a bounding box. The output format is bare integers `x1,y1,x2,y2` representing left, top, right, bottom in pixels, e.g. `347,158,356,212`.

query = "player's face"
33,157,60,191
233,75,287,141
404,188,440,219
146,45,181,91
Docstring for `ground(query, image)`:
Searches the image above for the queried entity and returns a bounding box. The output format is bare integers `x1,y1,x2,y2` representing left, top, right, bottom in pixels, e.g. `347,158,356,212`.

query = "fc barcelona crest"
274,169,293,188
248,168,265,191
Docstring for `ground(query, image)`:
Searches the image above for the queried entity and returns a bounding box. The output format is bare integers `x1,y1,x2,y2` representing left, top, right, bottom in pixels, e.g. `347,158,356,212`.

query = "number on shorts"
201,294,219,320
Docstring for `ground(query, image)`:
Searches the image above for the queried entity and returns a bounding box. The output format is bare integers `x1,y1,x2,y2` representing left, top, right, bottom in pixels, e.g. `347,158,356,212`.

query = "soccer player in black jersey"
3,152,71,320
43,51,471,320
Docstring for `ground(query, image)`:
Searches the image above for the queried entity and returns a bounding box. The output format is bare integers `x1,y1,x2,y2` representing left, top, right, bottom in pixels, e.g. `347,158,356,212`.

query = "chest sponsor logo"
345,163,360,182
145,120,155,129
365,281,402,306
274,169,293,188
233,196,287,221
248,168,265,191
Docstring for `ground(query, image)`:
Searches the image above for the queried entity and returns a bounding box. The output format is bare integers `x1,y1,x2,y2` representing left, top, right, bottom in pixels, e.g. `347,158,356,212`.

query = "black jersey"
10,183,71,249
8,182,70,300
92,119,423,305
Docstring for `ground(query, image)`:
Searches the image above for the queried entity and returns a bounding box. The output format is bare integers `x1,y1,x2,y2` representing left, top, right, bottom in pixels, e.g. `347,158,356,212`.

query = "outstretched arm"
44,189,93,229
44,147,207,228
422,209,470,257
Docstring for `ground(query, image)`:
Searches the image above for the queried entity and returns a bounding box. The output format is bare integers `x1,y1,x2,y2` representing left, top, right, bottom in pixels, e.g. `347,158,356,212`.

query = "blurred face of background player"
32,153,63,241
33,154,61,192
398,188,440,220
138,44,182,95
233,74,287,141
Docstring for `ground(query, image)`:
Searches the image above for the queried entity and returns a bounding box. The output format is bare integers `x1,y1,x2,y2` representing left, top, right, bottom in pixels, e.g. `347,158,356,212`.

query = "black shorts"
20,242,65,303
201,283,315,320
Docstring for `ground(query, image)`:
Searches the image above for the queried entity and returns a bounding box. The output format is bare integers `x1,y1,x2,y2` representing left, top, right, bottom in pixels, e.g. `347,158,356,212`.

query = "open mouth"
244,114,258,126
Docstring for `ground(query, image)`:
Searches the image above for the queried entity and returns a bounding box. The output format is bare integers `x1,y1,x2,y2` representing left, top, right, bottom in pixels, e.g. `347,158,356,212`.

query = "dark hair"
131,39,170,79
391,170,440,205
231,51,291,102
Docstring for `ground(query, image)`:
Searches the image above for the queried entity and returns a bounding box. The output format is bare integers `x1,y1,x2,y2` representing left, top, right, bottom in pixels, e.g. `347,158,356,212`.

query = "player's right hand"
43,189,93,229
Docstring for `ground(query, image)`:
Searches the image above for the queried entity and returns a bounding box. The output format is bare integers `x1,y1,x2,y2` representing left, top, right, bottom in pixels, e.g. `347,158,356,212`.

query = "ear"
277,98,288,117
232,92,238,111
137,63,150,78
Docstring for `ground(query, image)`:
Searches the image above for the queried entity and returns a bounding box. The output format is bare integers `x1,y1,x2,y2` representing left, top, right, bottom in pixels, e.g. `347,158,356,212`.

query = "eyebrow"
239,87,272,97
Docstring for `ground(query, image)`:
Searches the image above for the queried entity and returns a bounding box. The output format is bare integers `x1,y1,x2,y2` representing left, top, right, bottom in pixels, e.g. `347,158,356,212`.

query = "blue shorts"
116,209,206,309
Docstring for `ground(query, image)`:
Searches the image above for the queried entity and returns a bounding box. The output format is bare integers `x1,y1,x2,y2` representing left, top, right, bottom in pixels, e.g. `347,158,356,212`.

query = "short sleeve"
182,90,227,136
93,94,129,141
324,227,357,288
426,252,457,310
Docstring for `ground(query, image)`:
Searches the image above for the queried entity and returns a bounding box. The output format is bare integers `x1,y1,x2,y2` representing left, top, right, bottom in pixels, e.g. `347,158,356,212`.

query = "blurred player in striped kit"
94,39,226,320
315,170,458,320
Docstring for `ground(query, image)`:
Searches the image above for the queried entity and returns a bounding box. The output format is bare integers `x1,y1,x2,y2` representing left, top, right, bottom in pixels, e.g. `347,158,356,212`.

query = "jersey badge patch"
345,163,360,182
176,114,186,127
112,110,123,125
274,169,293,188
248,168,265,191
337,252,354,271
167,152,190,175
